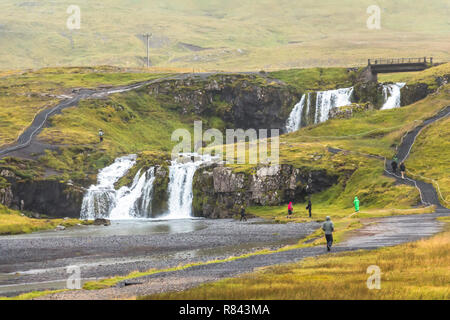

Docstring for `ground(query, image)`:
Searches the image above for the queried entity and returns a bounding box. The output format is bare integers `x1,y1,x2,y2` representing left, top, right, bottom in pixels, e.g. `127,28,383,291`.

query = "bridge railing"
368,57,432,65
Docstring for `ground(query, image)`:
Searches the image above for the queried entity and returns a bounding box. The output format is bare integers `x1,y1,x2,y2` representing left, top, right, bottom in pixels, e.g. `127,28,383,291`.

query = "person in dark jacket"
240,205,247,222
391,157,398,174
306,198,312,218
322,216,334,252
98,129,104,143
400,162,406,179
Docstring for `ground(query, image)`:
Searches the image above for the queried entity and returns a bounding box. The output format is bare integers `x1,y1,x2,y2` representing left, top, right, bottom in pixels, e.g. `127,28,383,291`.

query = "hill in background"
0,0,448,71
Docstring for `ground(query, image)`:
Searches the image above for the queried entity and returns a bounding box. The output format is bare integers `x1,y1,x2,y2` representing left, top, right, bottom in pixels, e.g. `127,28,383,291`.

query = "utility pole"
142,33,152,68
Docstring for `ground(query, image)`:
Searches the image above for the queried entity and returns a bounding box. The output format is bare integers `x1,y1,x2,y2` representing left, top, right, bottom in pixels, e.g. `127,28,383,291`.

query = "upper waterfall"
381,83,406,110
285,87,354,133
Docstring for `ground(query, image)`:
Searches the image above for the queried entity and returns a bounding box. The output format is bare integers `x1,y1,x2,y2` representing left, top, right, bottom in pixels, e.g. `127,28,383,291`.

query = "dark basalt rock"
192,164,338,219
146,74,301,132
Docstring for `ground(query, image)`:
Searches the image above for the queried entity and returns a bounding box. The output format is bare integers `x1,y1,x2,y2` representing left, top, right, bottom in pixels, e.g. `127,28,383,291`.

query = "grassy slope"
378,63,450,89
406,116,450,205
143,217,450,300
0,66,171,146
0,0,448,71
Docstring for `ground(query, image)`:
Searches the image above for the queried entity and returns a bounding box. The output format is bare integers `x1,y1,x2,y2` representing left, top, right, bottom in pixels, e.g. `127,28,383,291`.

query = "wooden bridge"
360,57,433,82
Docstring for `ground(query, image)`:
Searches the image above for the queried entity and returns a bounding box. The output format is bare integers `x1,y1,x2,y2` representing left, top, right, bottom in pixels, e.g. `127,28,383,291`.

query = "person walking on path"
306,198,312,218
354,196,360,213
240,205,247,222
391,156,398,174
399,162,406,179
98,129,104,143
322,216,334,252
287,202,293,218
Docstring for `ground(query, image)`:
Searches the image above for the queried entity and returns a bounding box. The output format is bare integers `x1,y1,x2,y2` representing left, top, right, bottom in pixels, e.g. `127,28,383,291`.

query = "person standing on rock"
306,198,312,218
240,205,247,222
287,202,293,218
354,196,360,213
322,216,334,252
400,162,406,179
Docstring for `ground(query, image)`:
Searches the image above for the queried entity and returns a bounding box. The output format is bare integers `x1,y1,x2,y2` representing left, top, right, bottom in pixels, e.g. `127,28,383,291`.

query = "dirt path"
0,73,215,158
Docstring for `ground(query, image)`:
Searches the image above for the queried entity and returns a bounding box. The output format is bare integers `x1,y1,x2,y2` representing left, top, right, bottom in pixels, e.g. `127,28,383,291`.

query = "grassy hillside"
144,217,450,300
0,67,171,146
0,0,448,71
407,116,450,205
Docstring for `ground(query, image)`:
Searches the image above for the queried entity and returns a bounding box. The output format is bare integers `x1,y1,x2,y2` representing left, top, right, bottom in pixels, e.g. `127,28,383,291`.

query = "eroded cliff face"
145,74,301,131
192,164,338,218
0,168,85,218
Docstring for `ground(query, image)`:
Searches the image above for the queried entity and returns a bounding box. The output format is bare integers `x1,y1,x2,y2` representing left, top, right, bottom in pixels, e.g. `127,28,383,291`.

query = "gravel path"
0,219,319,296
37,211,448,300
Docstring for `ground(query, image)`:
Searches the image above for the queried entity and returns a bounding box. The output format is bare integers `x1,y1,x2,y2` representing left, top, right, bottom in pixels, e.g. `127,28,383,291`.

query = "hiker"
354,196,360,213
240,205,247,222
400,162,406,179
306,198,312,218
98,129,104,143
287,202,293,218
322,216,334,252
391,156,398,174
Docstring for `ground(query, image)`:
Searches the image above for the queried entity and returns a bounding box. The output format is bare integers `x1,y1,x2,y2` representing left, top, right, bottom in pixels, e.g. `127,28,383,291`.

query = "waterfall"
80,155,156,220
381,83,405,110
109,167,156,219
285,94,306,133
80,155,137,220
314,87,354,124
164,153,218,220
285,87,353,133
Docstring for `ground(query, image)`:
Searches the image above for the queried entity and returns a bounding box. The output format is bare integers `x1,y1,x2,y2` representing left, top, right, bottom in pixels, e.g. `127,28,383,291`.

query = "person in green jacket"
354,196,360,213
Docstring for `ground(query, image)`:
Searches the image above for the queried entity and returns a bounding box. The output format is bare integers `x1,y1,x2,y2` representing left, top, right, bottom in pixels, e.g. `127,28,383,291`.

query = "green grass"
0,204,91,235
0,0,448,71
142,217,450,300
406,116,450,206
269,67,356,92
0,67,171,146
378,63,450,89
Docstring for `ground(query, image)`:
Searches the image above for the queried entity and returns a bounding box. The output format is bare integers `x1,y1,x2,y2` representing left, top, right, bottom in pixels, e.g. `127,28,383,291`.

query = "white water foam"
381,83,406,110
80,155,137,220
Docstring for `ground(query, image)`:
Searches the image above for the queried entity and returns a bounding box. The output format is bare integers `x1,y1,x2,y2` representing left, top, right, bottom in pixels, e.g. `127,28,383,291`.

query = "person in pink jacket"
287,202,293,218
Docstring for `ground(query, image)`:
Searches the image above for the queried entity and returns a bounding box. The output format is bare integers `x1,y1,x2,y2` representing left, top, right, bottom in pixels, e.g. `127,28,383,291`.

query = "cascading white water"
80,155,137,220
109,167,156,219
381,83,405,110
314,87,354,124
80,155,157,220
164,153,218,220
285,87,353,133
285,94,306,133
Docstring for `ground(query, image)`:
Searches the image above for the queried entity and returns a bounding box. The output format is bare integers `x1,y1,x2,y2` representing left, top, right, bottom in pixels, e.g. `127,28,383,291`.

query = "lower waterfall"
164,153,218,220
80,153,218,220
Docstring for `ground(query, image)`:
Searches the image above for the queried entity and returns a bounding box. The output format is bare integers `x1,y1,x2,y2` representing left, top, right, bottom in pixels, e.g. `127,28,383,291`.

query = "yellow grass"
143,217,450,300
0,205,90,235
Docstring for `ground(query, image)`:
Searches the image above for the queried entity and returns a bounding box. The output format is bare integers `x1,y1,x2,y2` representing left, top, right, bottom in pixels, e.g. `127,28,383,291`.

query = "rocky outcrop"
145,74,301,131
193,164,337,218
0,168,85,218
328,102,375,120
352,82,385,109
400,83,432,106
